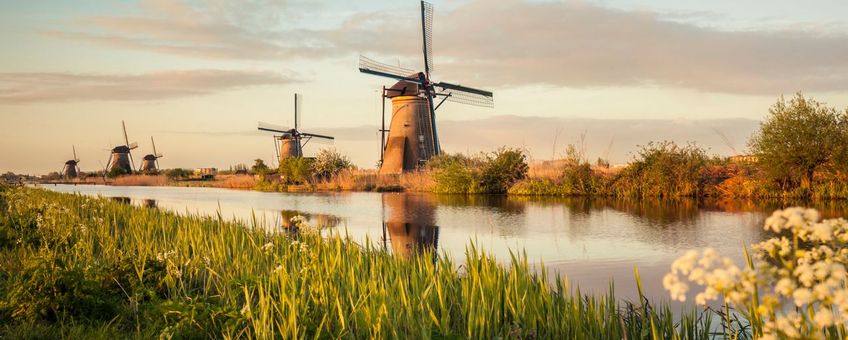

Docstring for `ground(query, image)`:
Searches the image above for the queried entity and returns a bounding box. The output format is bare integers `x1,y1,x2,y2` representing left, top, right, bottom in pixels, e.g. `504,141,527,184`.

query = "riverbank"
0,186,719,338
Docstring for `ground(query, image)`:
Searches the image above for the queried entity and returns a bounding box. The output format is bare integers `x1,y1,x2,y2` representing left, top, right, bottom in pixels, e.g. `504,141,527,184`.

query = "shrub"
278,157,314,185
312,149,352,179
607,141,709,198
165,168,192,180
479,147,528,193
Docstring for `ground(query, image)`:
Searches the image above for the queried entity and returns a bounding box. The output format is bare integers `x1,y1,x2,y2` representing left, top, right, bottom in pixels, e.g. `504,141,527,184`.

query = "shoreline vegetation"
1,186,720,338
30,94,848,200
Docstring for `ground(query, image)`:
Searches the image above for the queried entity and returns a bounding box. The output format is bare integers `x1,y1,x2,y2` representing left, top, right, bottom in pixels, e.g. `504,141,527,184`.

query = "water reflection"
110,196,131,204
382,193,439,258
279,210,343,230
142,199,157,208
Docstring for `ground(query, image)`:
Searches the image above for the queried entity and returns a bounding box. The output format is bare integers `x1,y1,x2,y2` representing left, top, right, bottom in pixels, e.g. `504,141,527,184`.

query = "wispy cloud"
0,69,295,104
48,0,848,94
341,0,848,94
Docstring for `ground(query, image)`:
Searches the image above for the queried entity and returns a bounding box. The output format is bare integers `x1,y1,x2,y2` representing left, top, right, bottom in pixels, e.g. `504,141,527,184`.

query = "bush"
430,148,528,194
312,149,352,179
479,147,528,193
278,157,314,185
607,141,709,198
165,168,191,180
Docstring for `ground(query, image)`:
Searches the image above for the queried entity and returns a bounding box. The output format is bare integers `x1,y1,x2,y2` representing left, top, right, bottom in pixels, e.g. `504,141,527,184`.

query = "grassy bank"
0,186,723,338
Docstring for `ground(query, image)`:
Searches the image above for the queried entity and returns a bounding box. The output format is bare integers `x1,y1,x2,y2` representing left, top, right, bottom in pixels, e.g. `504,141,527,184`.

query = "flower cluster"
261,242,274,254
664,207,848,339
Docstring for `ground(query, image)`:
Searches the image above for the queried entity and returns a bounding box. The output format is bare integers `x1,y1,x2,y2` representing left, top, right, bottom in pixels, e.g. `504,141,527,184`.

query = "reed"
0,186,719,338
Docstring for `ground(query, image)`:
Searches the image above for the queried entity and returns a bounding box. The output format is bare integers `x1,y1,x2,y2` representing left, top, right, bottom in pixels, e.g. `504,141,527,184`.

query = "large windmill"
257,93,334,163
139,136,163,173
62,146,81,179
106,121,137,175
359,1,494,174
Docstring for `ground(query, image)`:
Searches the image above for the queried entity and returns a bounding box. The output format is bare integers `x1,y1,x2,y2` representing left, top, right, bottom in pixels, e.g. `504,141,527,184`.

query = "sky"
1,0,847,174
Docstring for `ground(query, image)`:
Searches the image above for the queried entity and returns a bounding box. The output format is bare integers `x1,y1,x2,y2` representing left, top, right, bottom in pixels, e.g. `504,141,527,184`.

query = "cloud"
44,0,331,60
0,69,295,103
49,0,848,94
341,0,848,94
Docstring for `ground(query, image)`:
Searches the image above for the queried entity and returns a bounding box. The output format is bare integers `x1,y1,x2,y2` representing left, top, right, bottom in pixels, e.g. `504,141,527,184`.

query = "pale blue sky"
1,0,847,173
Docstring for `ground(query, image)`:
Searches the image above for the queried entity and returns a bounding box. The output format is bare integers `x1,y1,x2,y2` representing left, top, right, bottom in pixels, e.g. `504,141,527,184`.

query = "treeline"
436,94,848,199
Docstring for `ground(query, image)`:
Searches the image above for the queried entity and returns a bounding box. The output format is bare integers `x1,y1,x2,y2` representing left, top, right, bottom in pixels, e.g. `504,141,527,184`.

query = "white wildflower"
814,306,834,328
792,288,813,307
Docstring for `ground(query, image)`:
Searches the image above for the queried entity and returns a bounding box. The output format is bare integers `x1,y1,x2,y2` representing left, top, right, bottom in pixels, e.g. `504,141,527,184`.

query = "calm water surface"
42,184,848,306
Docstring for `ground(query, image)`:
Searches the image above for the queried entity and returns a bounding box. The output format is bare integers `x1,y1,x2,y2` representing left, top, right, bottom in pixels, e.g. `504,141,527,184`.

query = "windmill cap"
65,160,78,165
112,145,131,153
387,80,421,98
142,154,157,161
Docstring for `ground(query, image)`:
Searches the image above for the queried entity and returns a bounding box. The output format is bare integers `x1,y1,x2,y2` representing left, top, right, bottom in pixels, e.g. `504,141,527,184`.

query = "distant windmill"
257,93,334,162
359,1,494,174
62,146,81,179
139,137,163,173
105,121,137,175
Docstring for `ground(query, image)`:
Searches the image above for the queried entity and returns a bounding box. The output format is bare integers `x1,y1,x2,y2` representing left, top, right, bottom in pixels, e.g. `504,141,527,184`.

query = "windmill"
359,1,494,174
257,93,334,163
140,137,164,173
105,121,137,175
62,146,81,179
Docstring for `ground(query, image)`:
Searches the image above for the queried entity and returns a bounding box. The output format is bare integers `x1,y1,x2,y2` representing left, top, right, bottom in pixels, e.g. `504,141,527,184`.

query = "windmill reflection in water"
381,193,440,260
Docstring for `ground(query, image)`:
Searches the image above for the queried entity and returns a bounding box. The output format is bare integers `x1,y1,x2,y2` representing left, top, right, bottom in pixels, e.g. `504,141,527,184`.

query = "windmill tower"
140,137,163,173
359,1,494,174
62,146,81,179
106,121,137,175
257,93,335,163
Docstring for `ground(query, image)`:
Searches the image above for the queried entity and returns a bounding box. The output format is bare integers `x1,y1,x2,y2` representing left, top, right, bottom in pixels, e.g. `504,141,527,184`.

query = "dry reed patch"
112,175,170,186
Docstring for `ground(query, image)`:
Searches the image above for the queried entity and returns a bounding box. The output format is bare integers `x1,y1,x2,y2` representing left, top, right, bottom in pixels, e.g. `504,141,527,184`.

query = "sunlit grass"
0,186,717,338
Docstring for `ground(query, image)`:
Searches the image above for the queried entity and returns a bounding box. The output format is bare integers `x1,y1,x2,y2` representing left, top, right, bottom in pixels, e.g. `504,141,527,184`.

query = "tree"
252,158,270,175
748,94,847,189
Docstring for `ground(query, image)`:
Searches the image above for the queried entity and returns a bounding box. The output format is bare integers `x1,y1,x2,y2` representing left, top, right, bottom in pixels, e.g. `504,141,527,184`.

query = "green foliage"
106,167,129,178
430,148,528,194
251,158,270,175
748,93,848,189
278,157,314,184
0,186,719,339
165,168,192,180
480,147,529,193
608,141,709,198
312,149,352,179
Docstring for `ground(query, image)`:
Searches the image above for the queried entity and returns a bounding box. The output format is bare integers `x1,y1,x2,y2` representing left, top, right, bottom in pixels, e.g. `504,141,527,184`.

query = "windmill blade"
258,122,293,134
359,56,423,84
128,142,138,150
301,132,335,141
122,120,130,146
72,145,78,162
294,93,302,130
151,136,158,156
435,82,494,108
421,1,434,77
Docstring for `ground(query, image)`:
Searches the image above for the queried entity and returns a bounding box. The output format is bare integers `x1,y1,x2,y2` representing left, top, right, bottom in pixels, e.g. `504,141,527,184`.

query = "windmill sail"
421,0,434,77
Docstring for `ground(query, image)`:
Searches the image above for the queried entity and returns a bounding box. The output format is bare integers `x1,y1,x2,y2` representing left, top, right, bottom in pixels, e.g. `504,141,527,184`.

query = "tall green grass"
0,186,717,338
